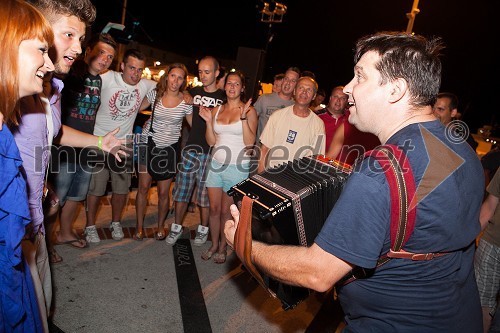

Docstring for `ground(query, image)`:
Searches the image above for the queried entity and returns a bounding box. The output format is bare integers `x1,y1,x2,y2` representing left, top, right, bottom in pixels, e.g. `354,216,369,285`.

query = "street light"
406,0,420,34
260,2,287,23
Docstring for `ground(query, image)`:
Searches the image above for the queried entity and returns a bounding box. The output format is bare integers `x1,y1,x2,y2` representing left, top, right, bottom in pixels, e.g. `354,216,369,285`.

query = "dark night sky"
90,0,494,132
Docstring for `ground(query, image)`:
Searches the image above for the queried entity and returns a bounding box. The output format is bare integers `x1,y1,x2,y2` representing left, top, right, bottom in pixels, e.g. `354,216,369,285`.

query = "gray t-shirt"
254,92,294,143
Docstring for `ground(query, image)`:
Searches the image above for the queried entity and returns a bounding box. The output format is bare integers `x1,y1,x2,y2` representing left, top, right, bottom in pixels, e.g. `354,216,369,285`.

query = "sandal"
54,231,88,249
213,251,226,264
48,248,63,264
155,231,166,240
201,250,214,261
133,230,144,241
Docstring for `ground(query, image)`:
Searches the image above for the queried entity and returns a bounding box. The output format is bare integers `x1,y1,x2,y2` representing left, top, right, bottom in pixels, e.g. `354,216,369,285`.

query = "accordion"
227,155,351,310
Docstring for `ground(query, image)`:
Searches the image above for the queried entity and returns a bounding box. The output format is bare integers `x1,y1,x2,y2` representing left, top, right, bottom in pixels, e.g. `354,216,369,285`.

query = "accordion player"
227,155,351,310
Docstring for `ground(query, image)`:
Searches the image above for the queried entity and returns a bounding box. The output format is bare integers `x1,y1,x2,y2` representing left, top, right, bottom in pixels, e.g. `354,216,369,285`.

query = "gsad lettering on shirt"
192,95,224,108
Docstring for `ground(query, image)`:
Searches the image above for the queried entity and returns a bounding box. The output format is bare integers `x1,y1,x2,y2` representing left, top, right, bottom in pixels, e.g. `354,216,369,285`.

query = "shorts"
172,150,209,207
51,161,93,204
137,141,178,181
205,159,249,193
87,163,132,196
475,239,500,309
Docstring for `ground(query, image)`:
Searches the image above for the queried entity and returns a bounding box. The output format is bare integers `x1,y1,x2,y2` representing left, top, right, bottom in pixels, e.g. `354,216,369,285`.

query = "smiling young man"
85,49,156,244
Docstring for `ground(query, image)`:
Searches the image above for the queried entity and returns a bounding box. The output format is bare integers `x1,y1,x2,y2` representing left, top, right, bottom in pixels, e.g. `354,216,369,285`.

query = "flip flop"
201,250,214,261
48,248,63,264
55,237,88,249
213,251,226,264
133,231,144,241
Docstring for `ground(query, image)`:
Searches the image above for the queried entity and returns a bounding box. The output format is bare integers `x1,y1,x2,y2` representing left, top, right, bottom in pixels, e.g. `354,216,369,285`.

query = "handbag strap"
149,92,159,133
235,195,277,298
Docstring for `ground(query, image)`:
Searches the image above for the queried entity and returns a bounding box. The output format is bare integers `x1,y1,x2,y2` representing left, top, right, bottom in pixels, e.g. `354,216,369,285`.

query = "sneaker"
193,225,209,246
84,226,101,243
110,221,124,240
166,223,183,245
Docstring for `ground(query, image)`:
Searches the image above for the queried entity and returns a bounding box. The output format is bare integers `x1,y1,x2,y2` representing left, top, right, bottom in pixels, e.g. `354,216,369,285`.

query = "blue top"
0,125,42,332
315,120,483,332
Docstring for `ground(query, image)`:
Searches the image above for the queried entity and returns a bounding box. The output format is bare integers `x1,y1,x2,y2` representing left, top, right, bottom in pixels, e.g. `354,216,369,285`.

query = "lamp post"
115,0,128,70
406,0,420,34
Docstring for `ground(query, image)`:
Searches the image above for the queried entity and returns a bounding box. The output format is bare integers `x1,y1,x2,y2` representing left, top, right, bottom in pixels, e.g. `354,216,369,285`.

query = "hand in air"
199,106,213,122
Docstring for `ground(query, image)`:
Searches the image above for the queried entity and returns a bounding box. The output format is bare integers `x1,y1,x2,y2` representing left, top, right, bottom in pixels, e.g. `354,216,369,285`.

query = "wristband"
97,136,103,150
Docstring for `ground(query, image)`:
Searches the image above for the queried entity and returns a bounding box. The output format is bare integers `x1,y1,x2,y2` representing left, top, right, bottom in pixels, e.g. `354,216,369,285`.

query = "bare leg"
86,194,101,227
57,200,86,247
157,178,174,232
482,307,493,333
111,193,128,222
200,206,210,227
135,164,152,234
217,192,234,254
175,201,188,226
206,187,223,254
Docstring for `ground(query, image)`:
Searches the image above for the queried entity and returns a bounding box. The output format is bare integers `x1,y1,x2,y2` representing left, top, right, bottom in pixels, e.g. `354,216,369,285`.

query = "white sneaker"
193,225,209,246
110,221,124,240
166,223,183,245
84,226,101,243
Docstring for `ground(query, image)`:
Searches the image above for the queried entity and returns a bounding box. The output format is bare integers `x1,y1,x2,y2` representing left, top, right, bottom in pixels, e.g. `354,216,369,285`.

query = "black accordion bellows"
227,155,351,310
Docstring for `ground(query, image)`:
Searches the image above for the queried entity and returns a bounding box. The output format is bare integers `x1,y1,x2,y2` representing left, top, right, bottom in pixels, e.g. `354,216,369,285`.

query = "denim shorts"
205,159,249,193
52,161,93,204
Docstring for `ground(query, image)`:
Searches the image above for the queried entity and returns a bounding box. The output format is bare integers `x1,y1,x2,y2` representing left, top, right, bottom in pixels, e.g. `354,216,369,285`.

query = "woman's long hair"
0,0,53,125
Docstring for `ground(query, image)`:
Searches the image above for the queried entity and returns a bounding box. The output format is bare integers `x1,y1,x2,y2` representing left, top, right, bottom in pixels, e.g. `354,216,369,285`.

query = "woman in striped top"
134,63,193,240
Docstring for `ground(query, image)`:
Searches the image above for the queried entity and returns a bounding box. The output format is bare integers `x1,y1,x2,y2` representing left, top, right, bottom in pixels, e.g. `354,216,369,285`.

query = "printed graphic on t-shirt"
192,94,224,108
108,89,141,121
287,130,297,144
265,105,285,116
70,77,101,121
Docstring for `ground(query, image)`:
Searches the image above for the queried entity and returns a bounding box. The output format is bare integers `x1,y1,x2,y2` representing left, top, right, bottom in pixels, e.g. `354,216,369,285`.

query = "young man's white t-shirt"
93,70,156,138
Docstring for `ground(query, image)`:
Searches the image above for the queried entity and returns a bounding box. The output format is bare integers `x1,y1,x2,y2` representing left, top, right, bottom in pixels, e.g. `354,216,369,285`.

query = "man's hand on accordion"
224,204,240,251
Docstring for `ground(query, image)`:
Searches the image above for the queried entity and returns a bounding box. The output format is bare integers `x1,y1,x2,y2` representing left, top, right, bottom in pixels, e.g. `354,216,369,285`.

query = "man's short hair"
437,92,459,110
123,48,146,62
27,0,96,26
274,73,285,81
87,33,117,51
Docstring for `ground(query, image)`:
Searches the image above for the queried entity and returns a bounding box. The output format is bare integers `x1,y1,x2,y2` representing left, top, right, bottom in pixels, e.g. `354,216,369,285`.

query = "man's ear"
388,78,407,103
120,62,125,72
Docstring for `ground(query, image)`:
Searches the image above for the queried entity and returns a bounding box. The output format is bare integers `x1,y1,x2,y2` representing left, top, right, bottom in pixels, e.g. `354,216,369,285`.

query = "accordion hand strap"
235,195,277,298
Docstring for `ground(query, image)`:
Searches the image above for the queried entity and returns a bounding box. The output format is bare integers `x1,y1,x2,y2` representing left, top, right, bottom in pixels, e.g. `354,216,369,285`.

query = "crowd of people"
0,0,498,332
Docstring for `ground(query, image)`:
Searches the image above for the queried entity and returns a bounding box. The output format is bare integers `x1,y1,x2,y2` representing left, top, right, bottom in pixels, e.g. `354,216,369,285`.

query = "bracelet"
240,117,247,120
97,136,103,150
